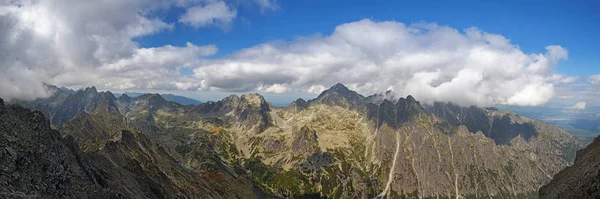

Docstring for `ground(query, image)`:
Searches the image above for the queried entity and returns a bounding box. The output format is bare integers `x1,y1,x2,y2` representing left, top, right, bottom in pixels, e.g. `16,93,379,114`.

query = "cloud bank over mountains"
0,0,275,101
0,0,594,107
196,20,571,107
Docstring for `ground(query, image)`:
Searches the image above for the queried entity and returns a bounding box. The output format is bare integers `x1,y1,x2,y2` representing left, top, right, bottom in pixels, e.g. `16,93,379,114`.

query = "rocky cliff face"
539,135,600,199
291,125,320,157
50,86,120,125
0,98,117,198
429,102,542,145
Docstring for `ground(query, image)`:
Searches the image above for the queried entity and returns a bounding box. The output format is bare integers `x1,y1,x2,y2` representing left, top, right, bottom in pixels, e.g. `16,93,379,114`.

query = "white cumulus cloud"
179,1,237,29
258,83,288,94
589,74,600,85
0,0,269,101
192,19,569,106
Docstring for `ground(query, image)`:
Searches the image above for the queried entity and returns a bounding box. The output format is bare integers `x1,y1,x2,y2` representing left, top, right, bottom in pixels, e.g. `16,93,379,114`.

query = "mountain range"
1,83,586,198
116,92,202,105
499,105,600,143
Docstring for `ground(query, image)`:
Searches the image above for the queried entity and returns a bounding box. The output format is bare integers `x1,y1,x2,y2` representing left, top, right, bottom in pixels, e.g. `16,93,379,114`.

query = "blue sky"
136,0,600,76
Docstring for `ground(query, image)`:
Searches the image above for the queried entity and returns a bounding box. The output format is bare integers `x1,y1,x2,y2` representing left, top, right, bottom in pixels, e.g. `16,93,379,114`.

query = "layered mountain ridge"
3,83,585,198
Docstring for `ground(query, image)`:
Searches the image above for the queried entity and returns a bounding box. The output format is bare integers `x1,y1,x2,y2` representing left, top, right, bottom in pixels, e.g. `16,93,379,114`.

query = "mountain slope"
0,98,117,198
539,135,600,199
58,94,273,198
251,84,583,198
1,97,273,198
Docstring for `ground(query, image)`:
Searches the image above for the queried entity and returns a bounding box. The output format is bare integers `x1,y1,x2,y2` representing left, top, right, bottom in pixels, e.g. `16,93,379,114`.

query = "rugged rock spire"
287,98,309,113
51,86,120,125
310,83,365,109
377,99,398,129
395,95,425,124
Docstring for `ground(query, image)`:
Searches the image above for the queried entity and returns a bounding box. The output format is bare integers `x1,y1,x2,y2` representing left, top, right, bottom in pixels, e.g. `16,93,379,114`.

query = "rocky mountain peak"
193,93,273,133
221,94,240,107
318,83,364,100
146,94,166,105
84,86,98,94
310,83,365,109
377,99,398,129
224,94,240,101
50,86,120,125
240,93,267,108
396,95,419,106
396,95,425,124
43,83,60,92
104,90,115,98
133,94,168,110
287,98,309,112
118,93,131,102
406,95,416,102
328,83,350,92
294,98,307,105
365,90,395,104
72,86,99,100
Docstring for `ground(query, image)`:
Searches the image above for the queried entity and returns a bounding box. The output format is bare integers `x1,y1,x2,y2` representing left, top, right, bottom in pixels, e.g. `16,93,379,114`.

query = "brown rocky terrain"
0,98,117,198
539,135,600,199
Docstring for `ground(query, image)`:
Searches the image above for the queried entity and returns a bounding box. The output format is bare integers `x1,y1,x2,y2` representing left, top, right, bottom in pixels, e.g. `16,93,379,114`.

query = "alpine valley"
1,83,584,199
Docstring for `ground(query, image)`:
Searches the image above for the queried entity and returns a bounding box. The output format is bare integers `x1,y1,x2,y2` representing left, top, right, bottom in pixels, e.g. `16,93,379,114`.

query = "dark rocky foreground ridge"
539,135,600,199
0,99,116,198
4,83,587,198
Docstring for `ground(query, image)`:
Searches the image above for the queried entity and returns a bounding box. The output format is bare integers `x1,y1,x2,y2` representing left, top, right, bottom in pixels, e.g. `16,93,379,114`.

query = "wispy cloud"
179,1,237,29
570,101,587,110
253,0,279,12
589,74,600,85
